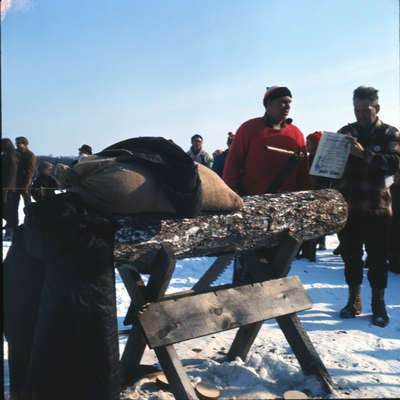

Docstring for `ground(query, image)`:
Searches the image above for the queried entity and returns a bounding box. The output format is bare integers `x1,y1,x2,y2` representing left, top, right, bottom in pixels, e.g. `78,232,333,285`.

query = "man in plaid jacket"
337,86,400,327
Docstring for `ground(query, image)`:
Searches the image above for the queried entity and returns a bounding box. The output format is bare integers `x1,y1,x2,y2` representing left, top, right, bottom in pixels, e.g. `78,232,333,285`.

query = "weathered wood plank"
139,276,312,348
114,189,348,271
118,264,146,307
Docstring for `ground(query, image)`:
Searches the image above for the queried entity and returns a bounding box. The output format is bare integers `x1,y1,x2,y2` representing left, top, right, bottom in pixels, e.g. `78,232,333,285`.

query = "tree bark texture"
114,189,347,272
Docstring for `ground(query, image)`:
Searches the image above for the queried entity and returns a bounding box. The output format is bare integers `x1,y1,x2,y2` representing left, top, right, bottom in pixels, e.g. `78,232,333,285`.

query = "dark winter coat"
2,149,19,191
212,149,229,177
3,194,120,399
16,148,37,192
31,175,58,202
337,119,400,216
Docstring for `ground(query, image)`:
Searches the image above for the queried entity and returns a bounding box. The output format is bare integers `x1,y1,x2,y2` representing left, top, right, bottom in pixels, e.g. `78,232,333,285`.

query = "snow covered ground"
3,203,400,399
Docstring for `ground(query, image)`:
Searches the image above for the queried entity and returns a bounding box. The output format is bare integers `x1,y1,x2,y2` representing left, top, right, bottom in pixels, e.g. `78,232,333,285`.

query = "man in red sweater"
223,86,311,194
224,86,311,283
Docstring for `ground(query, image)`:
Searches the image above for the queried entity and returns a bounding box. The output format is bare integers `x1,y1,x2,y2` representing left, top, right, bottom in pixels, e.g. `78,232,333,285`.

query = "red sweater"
223,117,311,195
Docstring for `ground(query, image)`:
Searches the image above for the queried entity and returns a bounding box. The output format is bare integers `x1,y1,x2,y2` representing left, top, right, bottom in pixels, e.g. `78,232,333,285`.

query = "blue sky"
2,0,399,156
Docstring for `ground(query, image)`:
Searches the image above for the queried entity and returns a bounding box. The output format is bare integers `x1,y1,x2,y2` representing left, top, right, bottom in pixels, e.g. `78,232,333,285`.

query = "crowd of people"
2,85,400,327
1,140,93,239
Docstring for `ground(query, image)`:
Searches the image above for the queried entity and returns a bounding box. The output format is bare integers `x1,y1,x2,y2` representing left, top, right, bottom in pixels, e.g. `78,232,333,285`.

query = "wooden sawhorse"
118,234,335,399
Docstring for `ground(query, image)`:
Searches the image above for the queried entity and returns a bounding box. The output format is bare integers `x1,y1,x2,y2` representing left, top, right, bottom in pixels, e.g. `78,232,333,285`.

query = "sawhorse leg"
228,233,302,361
119,245,176,386
227,234,335,393
276,313,335,393
155,345,199,400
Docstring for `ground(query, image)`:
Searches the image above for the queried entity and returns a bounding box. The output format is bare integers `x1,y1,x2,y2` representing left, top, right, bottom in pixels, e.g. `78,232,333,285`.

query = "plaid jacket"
338,119,400,216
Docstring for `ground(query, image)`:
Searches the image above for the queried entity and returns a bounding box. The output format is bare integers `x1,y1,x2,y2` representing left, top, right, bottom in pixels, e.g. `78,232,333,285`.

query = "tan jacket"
17,148,37,191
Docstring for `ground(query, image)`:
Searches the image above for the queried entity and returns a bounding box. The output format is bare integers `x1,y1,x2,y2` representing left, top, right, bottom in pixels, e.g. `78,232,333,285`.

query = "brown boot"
371,288,389,327
340,285,362,318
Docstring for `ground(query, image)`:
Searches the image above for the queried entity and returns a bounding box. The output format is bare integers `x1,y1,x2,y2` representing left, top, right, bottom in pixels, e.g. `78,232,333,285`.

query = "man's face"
354,98,379,128
43,166,53,176
191,137,203,152
16,141,26,151
266,96,291,122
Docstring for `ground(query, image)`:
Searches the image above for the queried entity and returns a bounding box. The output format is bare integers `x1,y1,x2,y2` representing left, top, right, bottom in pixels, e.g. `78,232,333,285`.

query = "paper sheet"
310,131,351,179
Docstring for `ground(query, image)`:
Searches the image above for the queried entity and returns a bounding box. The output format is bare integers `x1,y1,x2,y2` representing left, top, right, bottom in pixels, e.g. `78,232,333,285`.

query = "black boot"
340,285,362,318
371,288,389,327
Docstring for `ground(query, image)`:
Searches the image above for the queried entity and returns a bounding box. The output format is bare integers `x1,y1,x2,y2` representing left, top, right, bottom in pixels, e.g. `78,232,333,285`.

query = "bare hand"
346,136,365,159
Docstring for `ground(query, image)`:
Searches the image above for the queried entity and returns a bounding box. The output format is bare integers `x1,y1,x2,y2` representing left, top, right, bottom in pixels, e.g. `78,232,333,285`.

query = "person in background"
78,144,92,159
31,161,58,202
15,136,36,206
337,86,400,327
2,138,19,239
71,144,93,166
187,134,213,168
223,86,311,194
213,149,223,159
212,132,235,177
388,172,400,273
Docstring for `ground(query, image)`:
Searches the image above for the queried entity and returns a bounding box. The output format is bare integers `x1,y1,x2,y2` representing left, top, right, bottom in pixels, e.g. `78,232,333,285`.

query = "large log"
114,189,347,270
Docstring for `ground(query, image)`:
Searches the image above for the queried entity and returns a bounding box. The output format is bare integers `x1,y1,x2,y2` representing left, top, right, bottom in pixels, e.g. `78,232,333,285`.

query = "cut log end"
195,381,221,399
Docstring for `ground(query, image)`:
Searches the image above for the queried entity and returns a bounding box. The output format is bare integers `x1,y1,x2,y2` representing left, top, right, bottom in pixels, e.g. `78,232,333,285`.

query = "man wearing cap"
223,86,311,194
223,87,311,283
78,144,92,159
212,132,235,177
187,134,213,168
337,86,400,327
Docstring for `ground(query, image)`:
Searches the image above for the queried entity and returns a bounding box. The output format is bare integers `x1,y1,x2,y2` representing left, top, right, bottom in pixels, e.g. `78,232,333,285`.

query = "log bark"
114,189,347,270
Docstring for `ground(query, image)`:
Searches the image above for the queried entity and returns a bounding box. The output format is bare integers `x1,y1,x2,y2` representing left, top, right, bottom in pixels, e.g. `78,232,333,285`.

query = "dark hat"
16,136,29,145
79,144,92,154
191,134,203,142
263,86,292,107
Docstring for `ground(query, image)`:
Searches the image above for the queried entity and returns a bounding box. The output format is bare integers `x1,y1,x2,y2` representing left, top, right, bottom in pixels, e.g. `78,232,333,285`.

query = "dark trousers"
338,214,391,289
2,191,19,229
6,189,31,228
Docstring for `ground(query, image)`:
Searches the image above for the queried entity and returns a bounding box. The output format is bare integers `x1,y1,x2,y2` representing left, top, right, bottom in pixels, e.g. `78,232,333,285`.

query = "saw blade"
191,253,233,292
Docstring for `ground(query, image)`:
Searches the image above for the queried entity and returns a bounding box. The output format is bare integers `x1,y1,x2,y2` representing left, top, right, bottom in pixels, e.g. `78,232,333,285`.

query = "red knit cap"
263,86,292,107
306,131,322,145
